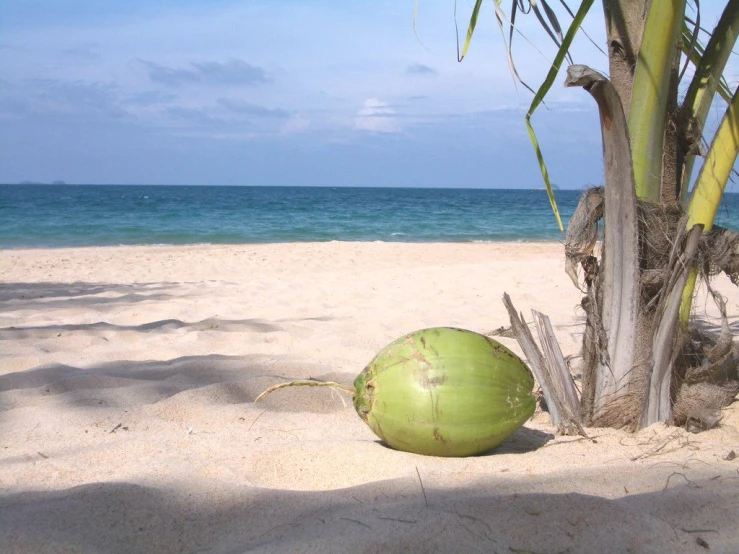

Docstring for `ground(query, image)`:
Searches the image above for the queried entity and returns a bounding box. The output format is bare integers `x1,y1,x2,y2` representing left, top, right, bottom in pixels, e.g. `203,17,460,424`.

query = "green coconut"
353,327,535,457
255,327,535,457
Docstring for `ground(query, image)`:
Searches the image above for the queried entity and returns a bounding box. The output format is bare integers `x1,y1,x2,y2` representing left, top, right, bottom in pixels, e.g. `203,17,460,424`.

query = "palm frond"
454,0,598,229
524,0,596,231
457,0,484,62
556,0,605,56
680,2,739,200
531,0,573,65
679,0,700,83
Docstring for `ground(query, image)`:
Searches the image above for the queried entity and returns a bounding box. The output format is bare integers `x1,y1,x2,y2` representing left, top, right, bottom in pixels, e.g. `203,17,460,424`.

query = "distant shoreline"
0,238,565,252
4,182,578,191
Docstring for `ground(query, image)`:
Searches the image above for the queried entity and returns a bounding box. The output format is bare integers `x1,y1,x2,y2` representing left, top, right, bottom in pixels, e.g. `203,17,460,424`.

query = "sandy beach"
1,241,738,553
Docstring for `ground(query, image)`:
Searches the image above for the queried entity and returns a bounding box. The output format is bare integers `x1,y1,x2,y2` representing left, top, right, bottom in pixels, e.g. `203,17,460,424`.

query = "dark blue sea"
2,185,739,248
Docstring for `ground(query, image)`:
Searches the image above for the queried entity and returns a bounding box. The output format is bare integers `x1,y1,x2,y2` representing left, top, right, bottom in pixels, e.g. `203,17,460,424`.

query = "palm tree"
453,0,739,431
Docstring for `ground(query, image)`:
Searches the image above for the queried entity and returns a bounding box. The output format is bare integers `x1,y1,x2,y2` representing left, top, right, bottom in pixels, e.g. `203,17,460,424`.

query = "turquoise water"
2,185,739,248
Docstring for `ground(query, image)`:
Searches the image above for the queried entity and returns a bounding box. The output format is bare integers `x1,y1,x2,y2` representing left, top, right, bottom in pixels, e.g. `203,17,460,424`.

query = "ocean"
2,184,739,248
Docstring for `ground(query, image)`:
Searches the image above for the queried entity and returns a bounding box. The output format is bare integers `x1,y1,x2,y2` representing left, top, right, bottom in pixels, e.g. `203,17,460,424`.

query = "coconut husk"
673,380,739,432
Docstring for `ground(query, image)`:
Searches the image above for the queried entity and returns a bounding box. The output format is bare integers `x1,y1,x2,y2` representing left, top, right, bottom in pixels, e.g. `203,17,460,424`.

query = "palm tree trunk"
601,0,648,118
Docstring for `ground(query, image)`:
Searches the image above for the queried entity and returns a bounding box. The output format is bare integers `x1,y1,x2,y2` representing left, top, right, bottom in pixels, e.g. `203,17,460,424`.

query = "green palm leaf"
524,0,595,231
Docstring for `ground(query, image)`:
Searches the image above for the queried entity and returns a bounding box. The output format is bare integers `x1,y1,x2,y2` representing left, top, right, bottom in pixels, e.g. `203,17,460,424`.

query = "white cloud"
354,98,401,133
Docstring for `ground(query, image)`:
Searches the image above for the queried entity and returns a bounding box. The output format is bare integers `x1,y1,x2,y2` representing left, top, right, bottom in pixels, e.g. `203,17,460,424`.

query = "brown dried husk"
566,187,739,431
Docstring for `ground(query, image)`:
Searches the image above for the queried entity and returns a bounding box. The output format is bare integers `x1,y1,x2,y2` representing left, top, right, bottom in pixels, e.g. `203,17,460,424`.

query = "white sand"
1,242,737,553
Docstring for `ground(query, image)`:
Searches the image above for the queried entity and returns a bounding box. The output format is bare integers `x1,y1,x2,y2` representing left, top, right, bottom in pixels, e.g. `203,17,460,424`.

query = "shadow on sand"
0,281,182,312
0,317,286,341
0,353,354,415
0,470,735,553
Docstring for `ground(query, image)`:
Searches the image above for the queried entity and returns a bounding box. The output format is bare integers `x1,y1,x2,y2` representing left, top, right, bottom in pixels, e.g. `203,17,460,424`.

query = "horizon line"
3,182,587,191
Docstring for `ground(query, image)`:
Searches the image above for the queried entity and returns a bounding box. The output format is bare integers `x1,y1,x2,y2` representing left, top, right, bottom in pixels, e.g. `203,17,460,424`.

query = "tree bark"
601,0,649,118
661,37,683,204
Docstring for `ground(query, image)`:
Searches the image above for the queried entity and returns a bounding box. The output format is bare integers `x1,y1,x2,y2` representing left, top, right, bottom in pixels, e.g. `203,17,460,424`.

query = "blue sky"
0,1,730,188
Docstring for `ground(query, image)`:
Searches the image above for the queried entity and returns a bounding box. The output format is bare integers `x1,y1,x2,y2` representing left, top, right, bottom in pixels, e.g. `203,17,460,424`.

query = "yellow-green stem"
628,0,686,203
680,2,739,202
679,84,739,327
678,268,698,330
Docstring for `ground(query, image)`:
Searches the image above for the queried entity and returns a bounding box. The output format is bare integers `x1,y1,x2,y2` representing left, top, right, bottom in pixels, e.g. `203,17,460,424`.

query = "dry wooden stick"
504,293,586,437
